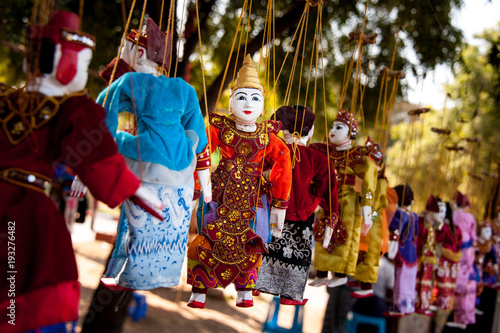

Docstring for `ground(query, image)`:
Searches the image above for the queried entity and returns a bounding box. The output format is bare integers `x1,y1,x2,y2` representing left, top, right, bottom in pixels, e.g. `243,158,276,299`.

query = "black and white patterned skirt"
254,214,314,301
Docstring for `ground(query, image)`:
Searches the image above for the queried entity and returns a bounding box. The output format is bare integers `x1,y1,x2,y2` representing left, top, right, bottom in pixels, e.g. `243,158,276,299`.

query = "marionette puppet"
0,11,162,333
253,105,338,305
446,191,477,328
186,55,292,309
386,184,419,317
308,109,378,288
349,139,388,298
415,195,446,316
434,201,462,310
476,222,498,288
72,19,212,290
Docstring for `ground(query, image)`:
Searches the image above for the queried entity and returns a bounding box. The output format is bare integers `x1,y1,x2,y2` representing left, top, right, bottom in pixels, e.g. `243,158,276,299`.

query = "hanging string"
79,0,85,29
174,0,188,77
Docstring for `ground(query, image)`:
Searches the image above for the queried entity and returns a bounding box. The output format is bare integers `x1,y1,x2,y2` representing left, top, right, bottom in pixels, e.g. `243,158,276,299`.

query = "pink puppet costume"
0,11,153,332
434,202,462,310
452,191,477,325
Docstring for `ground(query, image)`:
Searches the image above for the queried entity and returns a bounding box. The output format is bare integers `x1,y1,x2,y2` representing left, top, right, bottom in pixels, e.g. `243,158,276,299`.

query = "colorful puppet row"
2,10,499,333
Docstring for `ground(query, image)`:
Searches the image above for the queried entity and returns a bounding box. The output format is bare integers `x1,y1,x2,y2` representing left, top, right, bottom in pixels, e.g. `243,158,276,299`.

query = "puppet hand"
270,207,286,238
131,184,165,221
361,205,373,235
323,225,333,249
388,240,399,259
197,169,212,203
70,176,87,198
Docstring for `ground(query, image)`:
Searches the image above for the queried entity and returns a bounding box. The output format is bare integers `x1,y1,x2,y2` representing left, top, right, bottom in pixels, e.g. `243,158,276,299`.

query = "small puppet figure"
308,109,378,288
186,55,292,308
76,19,211,290
253,105,338,305
415,195,446,316
350,139,388,298
434,201,462,310
449,191,477,327
387,184,419,316
0,11,161,333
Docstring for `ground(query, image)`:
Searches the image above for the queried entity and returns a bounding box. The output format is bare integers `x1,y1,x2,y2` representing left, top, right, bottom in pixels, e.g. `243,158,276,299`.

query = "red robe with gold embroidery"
187,113,292,289
0,85,140,332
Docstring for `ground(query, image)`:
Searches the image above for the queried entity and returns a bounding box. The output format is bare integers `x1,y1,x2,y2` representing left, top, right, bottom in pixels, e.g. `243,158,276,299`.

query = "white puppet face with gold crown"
329,109,358,146
229,55,264,125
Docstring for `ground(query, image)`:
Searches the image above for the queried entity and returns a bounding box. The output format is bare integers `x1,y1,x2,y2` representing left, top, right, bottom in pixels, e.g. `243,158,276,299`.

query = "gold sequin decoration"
200,251,207,260
216,232,222,239
11,122,24,135
223,130,234,144
223,236,235,247
228,210,240,222
259,133,269,145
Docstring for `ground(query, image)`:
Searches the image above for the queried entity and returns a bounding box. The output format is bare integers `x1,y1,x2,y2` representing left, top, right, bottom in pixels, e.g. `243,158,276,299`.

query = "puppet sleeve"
60,96,140,208
312,151,338,220
356,155,378,207
266,133,292,208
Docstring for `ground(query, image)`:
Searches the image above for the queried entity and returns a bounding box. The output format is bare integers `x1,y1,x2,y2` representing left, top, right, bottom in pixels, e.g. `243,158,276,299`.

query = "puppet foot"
280,297,308,306
252,289,261,296
350,289,373,298
100,277,133,291
383,311,406,318
236,290,254,308
326,276,347,288
475,308,484,315
308,277,330,287
347,280,361,288
416,309,435,317
445,322,467,330
187,293,206,309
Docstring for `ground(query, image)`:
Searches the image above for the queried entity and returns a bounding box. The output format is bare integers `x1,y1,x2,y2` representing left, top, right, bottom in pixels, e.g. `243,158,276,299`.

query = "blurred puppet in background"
254,105,338,305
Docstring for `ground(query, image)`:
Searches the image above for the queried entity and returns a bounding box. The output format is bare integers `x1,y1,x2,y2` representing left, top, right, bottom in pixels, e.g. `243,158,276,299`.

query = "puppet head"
426,195,446,225
25,11,96,95
121,18,172,76
479,221,492,241
394,184,413,208
273,105,315,145
229,55,264,124
454,190,471,208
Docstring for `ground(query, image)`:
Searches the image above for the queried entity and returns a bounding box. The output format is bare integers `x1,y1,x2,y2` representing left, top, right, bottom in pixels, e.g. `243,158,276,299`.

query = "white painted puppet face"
51,46,92,93
438,202,447,224
230,88,264,124
329,121,350,145
120,41,158,75
481,226,492,241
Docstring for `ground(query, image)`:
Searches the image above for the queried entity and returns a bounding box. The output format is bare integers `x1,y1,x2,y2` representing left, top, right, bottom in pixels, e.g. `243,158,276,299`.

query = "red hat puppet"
26,11,96,85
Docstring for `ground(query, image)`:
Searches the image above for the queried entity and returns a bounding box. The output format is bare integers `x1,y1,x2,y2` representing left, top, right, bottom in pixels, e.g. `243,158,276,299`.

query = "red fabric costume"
285,144,338,222
187,113,292,289
0,86,140,332
415,215,437,314
434,223,462,309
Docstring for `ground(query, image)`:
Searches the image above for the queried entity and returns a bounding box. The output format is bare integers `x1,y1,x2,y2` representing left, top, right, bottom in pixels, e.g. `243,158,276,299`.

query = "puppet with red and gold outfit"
254,105,338,305
186,55,292,308
434,201,462,310
0,11,161,332
415,195,445,316
309,109,378,288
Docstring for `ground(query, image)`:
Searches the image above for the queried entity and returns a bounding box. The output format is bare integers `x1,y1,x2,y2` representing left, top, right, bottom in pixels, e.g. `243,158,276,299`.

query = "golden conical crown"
231,54,264,95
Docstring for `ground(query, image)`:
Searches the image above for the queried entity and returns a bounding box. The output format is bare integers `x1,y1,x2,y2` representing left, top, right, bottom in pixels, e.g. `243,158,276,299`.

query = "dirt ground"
71,211,329,333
